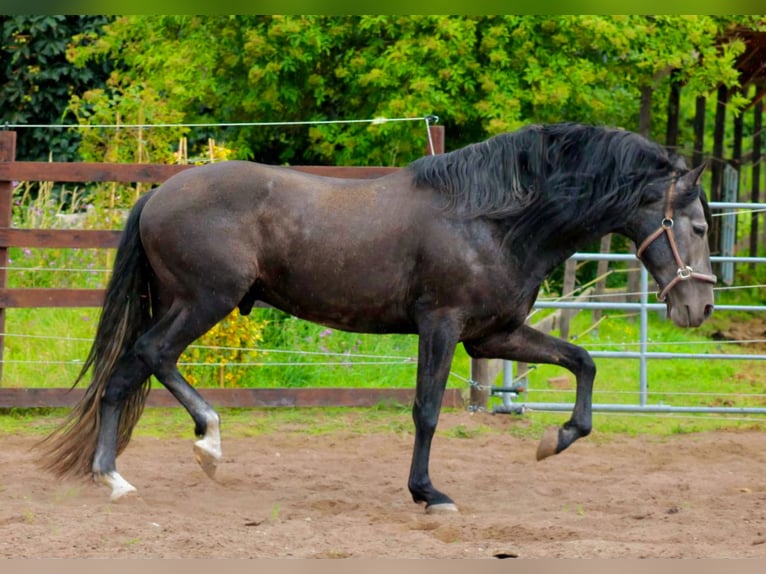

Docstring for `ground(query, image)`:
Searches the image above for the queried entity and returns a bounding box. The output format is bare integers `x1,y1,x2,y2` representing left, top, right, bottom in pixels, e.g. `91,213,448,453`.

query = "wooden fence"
0,126,467,409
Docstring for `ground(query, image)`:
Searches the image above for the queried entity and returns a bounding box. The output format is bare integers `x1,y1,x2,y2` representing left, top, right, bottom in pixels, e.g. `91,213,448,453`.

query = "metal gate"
492,200,766,416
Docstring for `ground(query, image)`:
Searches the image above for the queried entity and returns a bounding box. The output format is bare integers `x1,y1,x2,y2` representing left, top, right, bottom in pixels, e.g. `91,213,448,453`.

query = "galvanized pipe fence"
493,200,766,417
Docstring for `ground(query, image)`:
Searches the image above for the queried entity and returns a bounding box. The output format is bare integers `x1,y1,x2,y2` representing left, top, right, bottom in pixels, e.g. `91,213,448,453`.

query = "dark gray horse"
40,123,715,513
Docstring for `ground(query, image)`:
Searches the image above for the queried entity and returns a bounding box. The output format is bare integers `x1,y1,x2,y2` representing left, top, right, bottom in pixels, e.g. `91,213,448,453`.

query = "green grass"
5,297,760,403
0,307,472,389
2,403,764,443
2,308,97,388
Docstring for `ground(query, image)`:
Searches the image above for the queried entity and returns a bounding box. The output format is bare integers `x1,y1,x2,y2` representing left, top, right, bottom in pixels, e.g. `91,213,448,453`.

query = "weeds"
271,502,281,522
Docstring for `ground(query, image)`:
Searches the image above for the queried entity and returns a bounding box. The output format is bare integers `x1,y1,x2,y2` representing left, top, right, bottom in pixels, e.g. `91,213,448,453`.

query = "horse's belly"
258,279,416,335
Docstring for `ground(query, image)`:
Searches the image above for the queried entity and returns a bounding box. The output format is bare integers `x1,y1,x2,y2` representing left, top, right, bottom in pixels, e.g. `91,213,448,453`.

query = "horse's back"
137,160,436,332
144,160,416,216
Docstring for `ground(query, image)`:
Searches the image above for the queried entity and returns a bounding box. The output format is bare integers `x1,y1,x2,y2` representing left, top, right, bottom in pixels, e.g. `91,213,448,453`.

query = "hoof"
193,439,221,479
536,426,560,461
110,486,138,502
95,471,138,502
425,502,459,514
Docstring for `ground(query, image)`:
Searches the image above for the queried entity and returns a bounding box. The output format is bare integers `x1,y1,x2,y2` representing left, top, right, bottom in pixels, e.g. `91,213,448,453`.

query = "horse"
38,122,716,513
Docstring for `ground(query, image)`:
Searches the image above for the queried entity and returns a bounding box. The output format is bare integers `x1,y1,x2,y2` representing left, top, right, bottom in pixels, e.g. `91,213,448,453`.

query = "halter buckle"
677,266,693,280
661,217,674,228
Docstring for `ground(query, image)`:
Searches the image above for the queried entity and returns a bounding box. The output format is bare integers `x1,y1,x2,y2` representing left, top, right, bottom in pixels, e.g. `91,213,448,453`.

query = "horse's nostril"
704,304,714,319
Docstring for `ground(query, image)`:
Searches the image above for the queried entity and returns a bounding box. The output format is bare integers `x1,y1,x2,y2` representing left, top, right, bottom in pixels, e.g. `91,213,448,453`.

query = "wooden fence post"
428,124,444,155
559,259,577,340
591,233,612,332
0,130,17,384
429,123,482,408
751,100,762,269
469,358,491,411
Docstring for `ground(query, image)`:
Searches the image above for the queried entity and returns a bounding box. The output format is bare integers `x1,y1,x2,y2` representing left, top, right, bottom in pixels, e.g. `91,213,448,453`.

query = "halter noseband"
635,178,717,302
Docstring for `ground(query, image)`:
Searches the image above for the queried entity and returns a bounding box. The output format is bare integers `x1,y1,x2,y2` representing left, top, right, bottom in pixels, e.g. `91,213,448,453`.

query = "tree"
0,15,113,161
64,15,766,165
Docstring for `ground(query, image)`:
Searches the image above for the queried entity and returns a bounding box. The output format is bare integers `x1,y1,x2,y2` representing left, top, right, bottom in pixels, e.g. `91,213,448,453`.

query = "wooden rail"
0,127,462,408
0,387,463,409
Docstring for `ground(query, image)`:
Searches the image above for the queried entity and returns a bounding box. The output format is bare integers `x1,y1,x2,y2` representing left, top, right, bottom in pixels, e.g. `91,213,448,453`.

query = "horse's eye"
692,223,707,237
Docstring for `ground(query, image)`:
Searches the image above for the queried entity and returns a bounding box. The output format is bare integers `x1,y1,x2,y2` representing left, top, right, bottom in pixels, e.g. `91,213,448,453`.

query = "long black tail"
38,190,157,478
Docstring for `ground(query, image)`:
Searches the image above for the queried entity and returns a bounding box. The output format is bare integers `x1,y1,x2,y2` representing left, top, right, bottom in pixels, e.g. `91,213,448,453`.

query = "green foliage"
3,14,764,165
0,15,112,161
67,82,187,165
62,15,765,165
180,308,268,388
9,181,114,290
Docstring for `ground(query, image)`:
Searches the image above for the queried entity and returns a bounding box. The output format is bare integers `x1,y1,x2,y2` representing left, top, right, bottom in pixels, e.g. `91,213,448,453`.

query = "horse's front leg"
408,318,460,513
464,324,596,460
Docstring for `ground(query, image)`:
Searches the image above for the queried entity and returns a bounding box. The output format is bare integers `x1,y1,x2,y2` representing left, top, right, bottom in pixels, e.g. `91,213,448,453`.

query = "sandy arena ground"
2,410,766,559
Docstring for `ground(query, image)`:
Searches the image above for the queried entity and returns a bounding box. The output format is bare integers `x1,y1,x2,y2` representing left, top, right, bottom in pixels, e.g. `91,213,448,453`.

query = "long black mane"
410,123,685,244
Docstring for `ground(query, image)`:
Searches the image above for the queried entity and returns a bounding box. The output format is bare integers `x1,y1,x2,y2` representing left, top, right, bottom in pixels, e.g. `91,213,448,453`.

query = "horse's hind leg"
93,296,234,500
464,324,596,460
92,351,152,500
132,299,233,479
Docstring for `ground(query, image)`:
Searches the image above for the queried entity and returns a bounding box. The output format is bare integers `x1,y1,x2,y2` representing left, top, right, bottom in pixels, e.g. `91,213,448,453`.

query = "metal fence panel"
496,201,766,416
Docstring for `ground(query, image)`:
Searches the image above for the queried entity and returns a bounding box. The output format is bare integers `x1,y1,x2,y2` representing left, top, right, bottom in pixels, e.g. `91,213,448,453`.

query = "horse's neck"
506,222,617,285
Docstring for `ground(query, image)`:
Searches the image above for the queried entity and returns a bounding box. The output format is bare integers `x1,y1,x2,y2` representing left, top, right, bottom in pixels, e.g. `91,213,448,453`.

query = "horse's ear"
680,161,707,188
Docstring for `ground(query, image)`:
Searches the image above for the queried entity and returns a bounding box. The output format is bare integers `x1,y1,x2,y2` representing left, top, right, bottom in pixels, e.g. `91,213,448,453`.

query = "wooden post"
427,124,444,155
0,131,17,384
469,358,491,412
431,121,496,411
732,107,743,275
434,120,497,412
628,87,654,304
591,234,612,332
665,71,680,152
709,85,729,255
692,95,706,168
638,85,653,137
751,100,762,268
428,122,489,408
559,259,577,341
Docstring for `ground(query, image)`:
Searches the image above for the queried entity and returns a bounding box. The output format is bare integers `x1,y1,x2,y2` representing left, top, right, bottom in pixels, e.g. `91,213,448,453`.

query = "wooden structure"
0,126,467,409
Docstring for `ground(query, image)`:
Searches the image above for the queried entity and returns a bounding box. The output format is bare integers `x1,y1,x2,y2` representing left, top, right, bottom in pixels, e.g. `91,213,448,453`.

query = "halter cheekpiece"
635,177,717,302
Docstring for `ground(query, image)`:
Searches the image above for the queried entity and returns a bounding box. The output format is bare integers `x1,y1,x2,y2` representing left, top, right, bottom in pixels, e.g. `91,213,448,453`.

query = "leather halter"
635,178,717,302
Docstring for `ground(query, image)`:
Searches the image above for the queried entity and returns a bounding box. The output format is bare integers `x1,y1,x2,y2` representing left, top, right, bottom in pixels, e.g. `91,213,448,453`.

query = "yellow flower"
179,308,267,387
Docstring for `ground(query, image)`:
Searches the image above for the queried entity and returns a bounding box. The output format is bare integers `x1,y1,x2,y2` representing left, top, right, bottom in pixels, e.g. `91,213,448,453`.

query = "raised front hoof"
94,471,138,502
193,440,221,479
536,426,561,461
425,502,459,514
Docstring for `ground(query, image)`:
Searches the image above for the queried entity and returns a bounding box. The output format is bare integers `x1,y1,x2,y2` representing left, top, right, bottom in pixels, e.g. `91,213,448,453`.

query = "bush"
180,308,268,388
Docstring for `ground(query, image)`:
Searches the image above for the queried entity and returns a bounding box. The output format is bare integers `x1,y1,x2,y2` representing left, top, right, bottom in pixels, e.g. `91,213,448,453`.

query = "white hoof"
95,471,138,502
536,426,560,461
193,437,221,479
425,502,459,514
193,414,222,479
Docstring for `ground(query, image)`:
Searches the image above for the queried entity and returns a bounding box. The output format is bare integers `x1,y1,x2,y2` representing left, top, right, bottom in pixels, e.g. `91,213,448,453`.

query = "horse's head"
632,162,716,328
